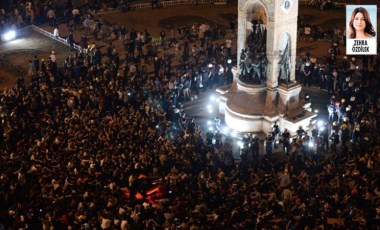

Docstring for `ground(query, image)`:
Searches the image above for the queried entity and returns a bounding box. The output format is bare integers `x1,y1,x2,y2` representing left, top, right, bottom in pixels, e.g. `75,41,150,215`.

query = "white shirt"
53,28,59,37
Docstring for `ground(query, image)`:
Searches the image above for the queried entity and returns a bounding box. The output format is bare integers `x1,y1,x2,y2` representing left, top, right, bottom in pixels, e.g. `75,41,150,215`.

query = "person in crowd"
1,2,380,229
265,133,274,155
46,7,55,27
53,26,59,38
281,128,291,155
302,61,312,87
151,0,160,9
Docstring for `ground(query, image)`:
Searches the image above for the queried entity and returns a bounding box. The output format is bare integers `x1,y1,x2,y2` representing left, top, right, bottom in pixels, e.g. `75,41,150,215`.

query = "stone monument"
216,0,316,134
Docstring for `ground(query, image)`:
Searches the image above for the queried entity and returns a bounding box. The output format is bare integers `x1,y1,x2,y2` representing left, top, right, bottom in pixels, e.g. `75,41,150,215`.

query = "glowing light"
231,131,237,137
207,104,213,114
319,126,325,131
314,109,319,113
208,63,213,68
223,126,229,133
227,59,232,64
237,141,244,149
207,120,212,125
317,120,324,127
2,30,16,41
208,126,214,131
210,95,216,101
308,141,314,148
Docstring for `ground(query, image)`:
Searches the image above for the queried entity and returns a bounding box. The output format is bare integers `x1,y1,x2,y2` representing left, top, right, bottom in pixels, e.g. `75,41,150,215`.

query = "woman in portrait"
349,7,376,39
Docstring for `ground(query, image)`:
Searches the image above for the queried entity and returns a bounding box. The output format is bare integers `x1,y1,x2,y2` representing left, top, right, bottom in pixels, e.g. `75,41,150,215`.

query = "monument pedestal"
216,0,316,135
277,83,317,134
216,81,315,135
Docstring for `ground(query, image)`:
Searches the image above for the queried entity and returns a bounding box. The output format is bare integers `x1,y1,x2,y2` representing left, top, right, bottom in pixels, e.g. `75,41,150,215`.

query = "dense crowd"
307,0,335,11
1,1,380,230
0,0,123,33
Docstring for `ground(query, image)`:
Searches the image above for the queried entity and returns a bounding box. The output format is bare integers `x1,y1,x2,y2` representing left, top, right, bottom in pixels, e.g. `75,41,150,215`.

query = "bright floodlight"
237,141,244,149
308,141,314,148
210,95,216,101
317,120,324,127
207,120,212,125
223,126,229,133
207,104,213,113
208,126,214,131
227,59,232,64
2,30,16,41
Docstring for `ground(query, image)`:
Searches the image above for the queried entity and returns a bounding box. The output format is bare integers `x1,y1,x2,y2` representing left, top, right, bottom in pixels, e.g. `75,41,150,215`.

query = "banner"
346,5,377,55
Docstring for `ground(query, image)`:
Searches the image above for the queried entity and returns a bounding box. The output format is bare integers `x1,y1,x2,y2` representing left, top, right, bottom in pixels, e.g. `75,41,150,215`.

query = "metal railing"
100,0,380,14
30,25,82,51
100,0,228,14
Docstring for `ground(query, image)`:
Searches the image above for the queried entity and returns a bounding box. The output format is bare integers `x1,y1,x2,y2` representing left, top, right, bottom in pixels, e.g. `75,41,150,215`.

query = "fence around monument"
103,0,228,12
6,22,232,52
29,25,82,51
102,0,380,14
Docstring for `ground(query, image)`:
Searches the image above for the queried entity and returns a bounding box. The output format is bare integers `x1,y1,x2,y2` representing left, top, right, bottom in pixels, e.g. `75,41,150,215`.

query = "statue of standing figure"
239,18,267,84
278,40,291,84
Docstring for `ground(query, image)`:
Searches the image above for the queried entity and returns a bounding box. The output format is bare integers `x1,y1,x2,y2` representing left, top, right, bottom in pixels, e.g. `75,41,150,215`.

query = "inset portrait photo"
346,5,377,55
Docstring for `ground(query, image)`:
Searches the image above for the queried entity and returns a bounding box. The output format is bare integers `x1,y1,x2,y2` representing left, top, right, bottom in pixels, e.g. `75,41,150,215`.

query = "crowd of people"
0,0,128,34
1,1,380,230
307,0,336,11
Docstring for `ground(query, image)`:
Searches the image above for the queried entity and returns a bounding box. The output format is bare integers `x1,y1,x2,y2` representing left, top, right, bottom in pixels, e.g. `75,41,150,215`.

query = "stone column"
265,20,278,89
237,12,247,68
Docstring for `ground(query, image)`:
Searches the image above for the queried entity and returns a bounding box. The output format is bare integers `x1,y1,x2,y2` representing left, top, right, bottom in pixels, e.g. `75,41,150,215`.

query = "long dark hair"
349,7,376,38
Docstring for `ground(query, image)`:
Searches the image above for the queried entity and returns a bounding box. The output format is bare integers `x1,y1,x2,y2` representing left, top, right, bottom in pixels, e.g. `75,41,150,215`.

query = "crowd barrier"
100,0,228,14
30,25,82,51
100,0,380,14
19,25,175,51
102,0,380,15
